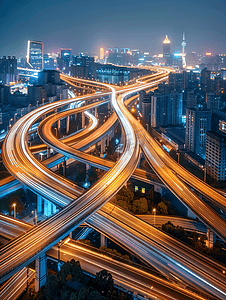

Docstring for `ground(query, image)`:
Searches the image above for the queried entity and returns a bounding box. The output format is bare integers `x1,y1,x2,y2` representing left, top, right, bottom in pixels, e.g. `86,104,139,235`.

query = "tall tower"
99,48,104,60
181,33,186,68
27,40,43,69
163,35,170,56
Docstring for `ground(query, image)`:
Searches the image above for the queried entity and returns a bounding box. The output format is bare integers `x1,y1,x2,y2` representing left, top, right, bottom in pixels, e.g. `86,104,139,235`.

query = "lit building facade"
185,106,212,158
27,41,43,69
206,122,226,181
163,35,170,56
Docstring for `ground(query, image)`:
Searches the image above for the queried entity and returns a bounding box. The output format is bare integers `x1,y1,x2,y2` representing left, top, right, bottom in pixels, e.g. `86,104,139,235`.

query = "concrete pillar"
37,195,42,213
57,119,61,130
82,111,85,128
66,115,70,134
95,107,97,117
153,184,163,196
44,199,52,217
187,208,196,219
23,185,27,194
101,138,106,154
47,147,50,158
69,232,73,239
51,203,57,215
74,113,77,121
106,135,109,147
62,159,66,177
95,142,98,155
206,228,216,248
100,233,107,247
35,254,47,292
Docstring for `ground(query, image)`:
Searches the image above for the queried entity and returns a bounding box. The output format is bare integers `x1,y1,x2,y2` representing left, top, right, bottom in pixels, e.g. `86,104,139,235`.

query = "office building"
206,121,226,181
141,92,151,125
27,40,43,69
71,55,95,79
163,35,170,56
61,49,71,65
206,92,220,112
0,56,18,85
185,106,212,158
150,90,183,127
38,69,61,85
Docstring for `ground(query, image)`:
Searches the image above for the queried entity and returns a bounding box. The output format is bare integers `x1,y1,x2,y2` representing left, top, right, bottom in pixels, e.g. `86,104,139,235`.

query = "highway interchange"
0,70,226,299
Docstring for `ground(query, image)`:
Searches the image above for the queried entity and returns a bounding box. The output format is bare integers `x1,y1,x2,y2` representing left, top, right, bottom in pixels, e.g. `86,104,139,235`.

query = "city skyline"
0,0,226,58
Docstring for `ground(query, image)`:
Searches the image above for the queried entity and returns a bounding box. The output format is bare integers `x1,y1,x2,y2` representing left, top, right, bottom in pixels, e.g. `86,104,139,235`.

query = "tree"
45,274,60,300
61,286,72,300
95,270,114,296
157,201,168,215
88,290,106,300
116,200,129,211
116,187,134,204
77,286,90,300
70,292,78,300
132,198,148,214
58,259,84,285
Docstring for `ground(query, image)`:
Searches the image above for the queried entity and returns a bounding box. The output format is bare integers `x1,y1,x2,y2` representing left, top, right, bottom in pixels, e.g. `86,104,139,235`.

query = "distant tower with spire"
181,33,186,68
163,35,171,56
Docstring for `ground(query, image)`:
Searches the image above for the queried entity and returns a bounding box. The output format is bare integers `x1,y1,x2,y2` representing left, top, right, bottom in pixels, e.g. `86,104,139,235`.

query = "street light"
13,203,16,218
153,208,156,227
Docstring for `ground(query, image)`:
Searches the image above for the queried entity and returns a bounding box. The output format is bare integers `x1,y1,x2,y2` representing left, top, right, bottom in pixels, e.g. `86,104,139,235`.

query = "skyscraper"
163,35,170,56
185,106,212,158
61,49,72,66
181,33,186,68
27,40,43,69
206,122,226,181
99,48,104,60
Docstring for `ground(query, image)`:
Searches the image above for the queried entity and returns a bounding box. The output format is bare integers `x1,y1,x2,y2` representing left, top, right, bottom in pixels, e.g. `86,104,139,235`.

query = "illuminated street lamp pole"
153,208,156,227
13,203,16,218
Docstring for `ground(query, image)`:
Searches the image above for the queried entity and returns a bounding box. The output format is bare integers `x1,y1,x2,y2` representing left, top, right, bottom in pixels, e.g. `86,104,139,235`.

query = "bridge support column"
44,199,52,217
66,116,70,134
47,147,50,158
74,113,77,121
95,142,98,155
35,254,47,292
100,233,107,247
95,107,97,117
62,158,66,177
106,135,109,147
37,195,42,213
187,208,196,219
82,112,85,128
206,228,216,248
51,203,56,214
57,119,61,130
101,138,106,154
153,184,163,196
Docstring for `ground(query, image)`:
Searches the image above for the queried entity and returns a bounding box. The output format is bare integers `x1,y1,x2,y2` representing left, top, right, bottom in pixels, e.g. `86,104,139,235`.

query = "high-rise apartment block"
185,106,212,158
0,56,18,85
206,121,226,181
150,91,183,127
27,40,43,69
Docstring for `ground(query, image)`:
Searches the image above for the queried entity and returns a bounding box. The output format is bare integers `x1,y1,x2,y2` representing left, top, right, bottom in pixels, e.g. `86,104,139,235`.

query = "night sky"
0,0,226,58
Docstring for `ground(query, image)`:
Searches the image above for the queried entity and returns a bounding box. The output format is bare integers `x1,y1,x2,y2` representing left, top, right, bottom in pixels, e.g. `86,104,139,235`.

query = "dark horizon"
0,0,226,58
